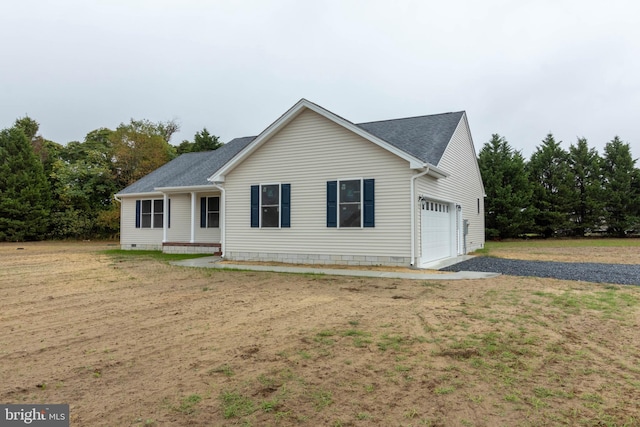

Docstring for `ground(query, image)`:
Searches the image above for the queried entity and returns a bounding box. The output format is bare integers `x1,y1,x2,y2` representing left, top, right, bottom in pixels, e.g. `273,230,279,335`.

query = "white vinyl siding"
225,109,413,258
166,193,190,242
120,192,222,248
120,196,163,248
415,114,485,255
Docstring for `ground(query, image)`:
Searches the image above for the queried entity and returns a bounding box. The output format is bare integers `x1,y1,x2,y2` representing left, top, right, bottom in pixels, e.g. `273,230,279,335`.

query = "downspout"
211,183,226,257
113,194,121,203
410,167,430,267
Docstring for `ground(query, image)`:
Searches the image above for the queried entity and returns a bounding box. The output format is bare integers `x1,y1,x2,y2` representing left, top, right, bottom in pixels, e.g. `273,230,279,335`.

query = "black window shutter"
327,181,337,227
363,179,375,227
281,183,291,228
168,199,171,228
200,197,206,228
250,185,259,228
135,200,141,228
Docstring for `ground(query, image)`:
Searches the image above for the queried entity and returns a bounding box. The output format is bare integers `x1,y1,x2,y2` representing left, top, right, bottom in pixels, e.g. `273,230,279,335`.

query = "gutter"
410,168,430,267
210,183,226,257
113,194,121,203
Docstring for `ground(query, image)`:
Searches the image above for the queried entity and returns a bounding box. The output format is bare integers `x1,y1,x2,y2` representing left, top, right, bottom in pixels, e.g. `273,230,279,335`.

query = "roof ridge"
356,111,464,126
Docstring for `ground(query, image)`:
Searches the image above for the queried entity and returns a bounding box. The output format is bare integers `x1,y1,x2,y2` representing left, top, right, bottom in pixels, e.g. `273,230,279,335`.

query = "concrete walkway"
171,256,500,280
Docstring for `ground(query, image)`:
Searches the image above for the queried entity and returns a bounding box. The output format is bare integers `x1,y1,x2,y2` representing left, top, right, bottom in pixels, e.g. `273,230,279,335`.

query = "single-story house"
115,99,485,268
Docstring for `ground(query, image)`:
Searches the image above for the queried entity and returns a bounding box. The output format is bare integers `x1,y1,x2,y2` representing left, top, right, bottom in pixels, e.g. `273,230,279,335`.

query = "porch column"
190,192,196,243
162,193,168,243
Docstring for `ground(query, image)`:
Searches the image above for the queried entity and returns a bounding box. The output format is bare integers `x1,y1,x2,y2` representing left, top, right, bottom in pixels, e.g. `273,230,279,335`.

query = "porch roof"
117,136,255,195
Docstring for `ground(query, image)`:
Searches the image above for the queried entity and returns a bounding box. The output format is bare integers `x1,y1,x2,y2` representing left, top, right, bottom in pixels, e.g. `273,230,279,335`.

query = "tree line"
479,133,639,239
2,115,637,242
0,116,221,241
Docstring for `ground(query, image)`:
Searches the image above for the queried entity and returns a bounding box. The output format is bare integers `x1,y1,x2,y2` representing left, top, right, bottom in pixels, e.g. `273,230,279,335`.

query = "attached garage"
419,198,456,267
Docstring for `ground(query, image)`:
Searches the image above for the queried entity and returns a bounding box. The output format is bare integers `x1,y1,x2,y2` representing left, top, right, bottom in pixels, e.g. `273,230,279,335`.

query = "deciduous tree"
109,119,178,188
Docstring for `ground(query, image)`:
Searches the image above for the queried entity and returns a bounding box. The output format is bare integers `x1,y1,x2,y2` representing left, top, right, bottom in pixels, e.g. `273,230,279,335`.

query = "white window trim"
259,183,281,229
336,178,363,229
140,198,164,229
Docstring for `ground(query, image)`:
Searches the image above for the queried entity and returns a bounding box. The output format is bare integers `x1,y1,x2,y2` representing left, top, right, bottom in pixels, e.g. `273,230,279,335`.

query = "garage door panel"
420,200,452,266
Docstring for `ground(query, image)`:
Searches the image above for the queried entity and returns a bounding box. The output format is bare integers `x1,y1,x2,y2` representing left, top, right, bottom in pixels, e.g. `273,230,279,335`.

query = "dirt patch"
1,242,639,426
488,244,640,264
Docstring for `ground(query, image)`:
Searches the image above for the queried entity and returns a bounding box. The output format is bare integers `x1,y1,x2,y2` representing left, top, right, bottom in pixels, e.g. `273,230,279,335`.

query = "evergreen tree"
528,134,572,237
176,127,222,154
567,138,603,236
193,128,222,152
478,134,534,239
13,116,39,141
13,115,62,176
0,126,51,241
601,136,639,236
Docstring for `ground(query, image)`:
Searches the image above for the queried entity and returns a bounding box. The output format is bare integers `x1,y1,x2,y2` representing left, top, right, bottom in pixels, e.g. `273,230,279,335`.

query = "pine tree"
478,134,534,239
176,127,222,154
0,126,51,241
567,138,603,236
528,134,572,237
601,136,639,236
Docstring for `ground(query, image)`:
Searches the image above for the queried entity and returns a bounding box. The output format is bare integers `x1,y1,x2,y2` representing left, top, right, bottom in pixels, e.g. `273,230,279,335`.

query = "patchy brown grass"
484,238,640,264
1,241,639,426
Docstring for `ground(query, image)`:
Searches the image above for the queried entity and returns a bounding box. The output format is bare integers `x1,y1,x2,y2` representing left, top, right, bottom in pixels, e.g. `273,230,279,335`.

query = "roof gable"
117,136,254,195
209,99,447,182
356,111,464,166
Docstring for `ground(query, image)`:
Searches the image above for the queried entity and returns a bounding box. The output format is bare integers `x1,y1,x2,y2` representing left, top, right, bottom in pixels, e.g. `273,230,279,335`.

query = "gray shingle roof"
117,109,464,195
356,111,464,165
117,136,255,195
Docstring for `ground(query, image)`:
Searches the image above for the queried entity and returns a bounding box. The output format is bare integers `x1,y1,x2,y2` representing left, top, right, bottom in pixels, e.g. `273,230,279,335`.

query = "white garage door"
420,199,452,266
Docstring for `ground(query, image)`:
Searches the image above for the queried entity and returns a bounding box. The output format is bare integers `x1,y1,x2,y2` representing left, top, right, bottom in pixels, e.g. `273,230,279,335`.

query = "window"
261,184,280,228
327,179,374,228
339,180,361,227
200,197,220,228
250,184,291,228
135,199,167,229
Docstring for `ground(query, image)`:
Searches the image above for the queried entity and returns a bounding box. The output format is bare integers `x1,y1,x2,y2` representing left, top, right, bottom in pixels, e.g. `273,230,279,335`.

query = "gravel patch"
441,257,640,286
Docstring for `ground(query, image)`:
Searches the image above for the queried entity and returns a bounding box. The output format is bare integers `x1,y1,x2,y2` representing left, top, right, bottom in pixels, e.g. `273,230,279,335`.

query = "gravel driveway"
441,257,640,286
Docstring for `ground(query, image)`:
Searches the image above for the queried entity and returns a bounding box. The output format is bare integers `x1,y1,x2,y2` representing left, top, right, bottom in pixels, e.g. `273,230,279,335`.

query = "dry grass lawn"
1,241,639,426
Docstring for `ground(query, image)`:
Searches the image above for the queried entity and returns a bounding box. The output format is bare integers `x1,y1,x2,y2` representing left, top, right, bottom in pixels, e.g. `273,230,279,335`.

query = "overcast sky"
2,0,639,158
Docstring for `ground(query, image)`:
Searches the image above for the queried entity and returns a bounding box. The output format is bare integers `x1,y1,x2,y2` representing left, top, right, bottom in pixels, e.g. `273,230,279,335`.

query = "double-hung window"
261,184,280,228
135,199,167,228
327,179,374,228
250,183,291,228
339,179,362,227
200,196,220,228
